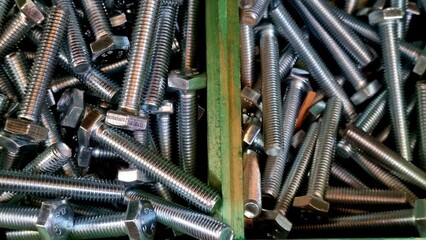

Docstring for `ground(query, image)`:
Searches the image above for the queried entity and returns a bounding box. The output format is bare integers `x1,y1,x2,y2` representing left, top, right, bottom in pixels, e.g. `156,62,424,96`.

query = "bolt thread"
50,76,82,94
356,91,386,133
41,107,63,147
0,206,39,230
70,214,126,239
351,150,417,205
240,23,256,88
416,81,426,171
379,20,411,162
120,0,161,114
100,59,128,75
278,45,298,80
55,0,91,73
68,202,116,216
329,206,370,216
177,91,198,175
399,41,421,63
77,67,121,103
156,114,173,162
5,231,40,240
270,3,355,119
91,147,119,160
241,0,269,26
94,124,221,213
261,29,283,156
143,2,179,110
126,189,234,240
344,0,359,14
276,122,319,216
0,0,14,27
153,182,174,202
19,7,68,122
0,149,20,171
79,0,112,39
24,142,71,173
343,126,426,191
181,0,200,74
62,161,80,178
325,187,408,205
3,51,30,98
331,162,369,189
0,66,19,102
0,12,31,58
0,170,125,203
262,80,306,198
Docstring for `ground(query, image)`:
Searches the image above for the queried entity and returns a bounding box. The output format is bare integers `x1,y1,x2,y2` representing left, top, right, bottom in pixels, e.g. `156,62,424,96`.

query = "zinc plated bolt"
370,8,412,162
269,2,356,120
262,68,311,199
181,0,200,74
342,125,426,191
325,187,410,206
243,150,262,218
416,80,426,171
259,24,283,156
240,22,256,88
126,188,234,240
330,162,369,189
79,109,220,213
241,0,270,26
293,97,343,214
255,122,318,239
143,1,180,111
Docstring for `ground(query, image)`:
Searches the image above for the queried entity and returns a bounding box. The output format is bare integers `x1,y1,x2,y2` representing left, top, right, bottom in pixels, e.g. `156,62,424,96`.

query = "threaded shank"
70,214,126,239
80,0,112,39
416,81,426,171
181,0,200,74
325,187,408,205
0,206,38,230
156,114,173,162
240,23,256,87
0,13,31,58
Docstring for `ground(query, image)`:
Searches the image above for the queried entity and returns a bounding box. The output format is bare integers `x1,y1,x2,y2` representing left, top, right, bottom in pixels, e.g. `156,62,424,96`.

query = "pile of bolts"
240,0,426,239
0,0,235,239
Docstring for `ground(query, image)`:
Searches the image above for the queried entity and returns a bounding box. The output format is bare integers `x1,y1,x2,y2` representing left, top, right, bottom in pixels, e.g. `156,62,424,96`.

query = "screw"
79,109,220,213
243,150,262,218
330,162,369,189
325,187,410,206
262,68,311,199
270,2,356,119
293,97,343,214
240,22,256,88
126,188,234,240
181,0,201,74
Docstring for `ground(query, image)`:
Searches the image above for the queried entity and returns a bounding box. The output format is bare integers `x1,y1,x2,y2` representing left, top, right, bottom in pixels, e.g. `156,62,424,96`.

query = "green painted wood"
206,0,244,239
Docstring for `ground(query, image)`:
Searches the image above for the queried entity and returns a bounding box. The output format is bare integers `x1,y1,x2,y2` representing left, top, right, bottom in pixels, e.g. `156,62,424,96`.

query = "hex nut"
78,109,105,147
36,199,74,240
105,110,148,131
90,34,130,63
350,79,382,105
150,100,174,114
167,70,207,91
4,118,48,142
414,199,426,237
16,0,46,25
369,8,403,25
255,210,292,239
413,47,426,76
293,195,330,213
117,168,153,184
124,200,157,240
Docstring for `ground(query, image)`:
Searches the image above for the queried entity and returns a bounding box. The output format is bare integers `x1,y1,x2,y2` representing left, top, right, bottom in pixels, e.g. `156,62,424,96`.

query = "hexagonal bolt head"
0,131,38,155
243,121,261,146
78,109,105,148
16,0,46,26
124,200,157,240
109,12,127,28
350,79,382,105
4,118,48,142
414,47,426,76
36,199,74,240
293,195,330,214
254,210,292,239
369,8,404,25
407,2,421,16
286,68,312,90
303,100,326,127
105,110,148,131
90,34,130,63
76,145,92,169
241,87,262,112
117,168,153,184
167,70,207,92
58,89,85,128
150,100,174,115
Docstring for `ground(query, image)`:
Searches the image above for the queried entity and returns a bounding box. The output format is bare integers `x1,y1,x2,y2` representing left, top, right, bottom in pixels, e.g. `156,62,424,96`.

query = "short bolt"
241,0,270,26
243,150,262,218
325,187,410,206
330,162,369,189
99,59,128,75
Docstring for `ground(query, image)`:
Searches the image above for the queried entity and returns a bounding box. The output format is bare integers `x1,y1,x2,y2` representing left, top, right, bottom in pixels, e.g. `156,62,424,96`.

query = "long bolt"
260,25,283,156
181,0,200,74
330,162,369,189
126,188,234,240
416,80,426,171
240,22,256,88
243,150,262,218
293,97,343,214
325,187,409,206
269,2,355,119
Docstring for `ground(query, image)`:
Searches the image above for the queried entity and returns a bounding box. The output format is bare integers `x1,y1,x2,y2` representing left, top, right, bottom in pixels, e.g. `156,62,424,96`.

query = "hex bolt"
79,109,220,213
259,24,283,156
270,2,356,119
241,0,269,26
99,59,128,75
126,188,234,240
240,22,255,88
168,71,206,175
79,0,129,63
330,162,369,189
181,0,200,74
243,150,262,218
291,199,426,238
342,125,426,191
143,1,180,111
0,0,14,27
242,120,264,152
255,122,319,239
0,131,38,171
152,100,174,162
325,187,409,206
294,0,381,105
416,80,426,171
299,0,375,67
0,199,74,240
0,0,45,57
0,170,126,203
69,200,156,240
262,69,310,199
293,97,343,214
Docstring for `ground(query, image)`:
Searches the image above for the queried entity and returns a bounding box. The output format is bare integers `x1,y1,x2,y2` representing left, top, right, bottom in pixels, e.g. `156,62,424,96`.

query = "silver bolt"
240,22,256,88
181,0,201,74
243,150,262,218
325,187,410,206
0,67,18,102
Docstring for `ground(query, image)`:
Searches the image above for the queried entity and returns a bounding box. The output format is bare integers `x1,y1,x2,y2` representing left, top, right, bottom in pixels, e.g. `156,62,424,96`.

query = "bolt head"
303,100,326,126
293,195,330,213
59,89,85,128
0,131,38,154
407,2,421,16
76,145,92,168
124,200,156,240
118,168,153,184
167,70,207,91
105,110,148,131
369,8,403,25
243,121,261,145
149,100,174,114
4,118,48,142
286,68,312,91
36,199,74,240
16,0,46,25
255,210,292,239
78,109,105,147
241,87,262,112
414,47,426,76
350,79,382,105
90,35,130,63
